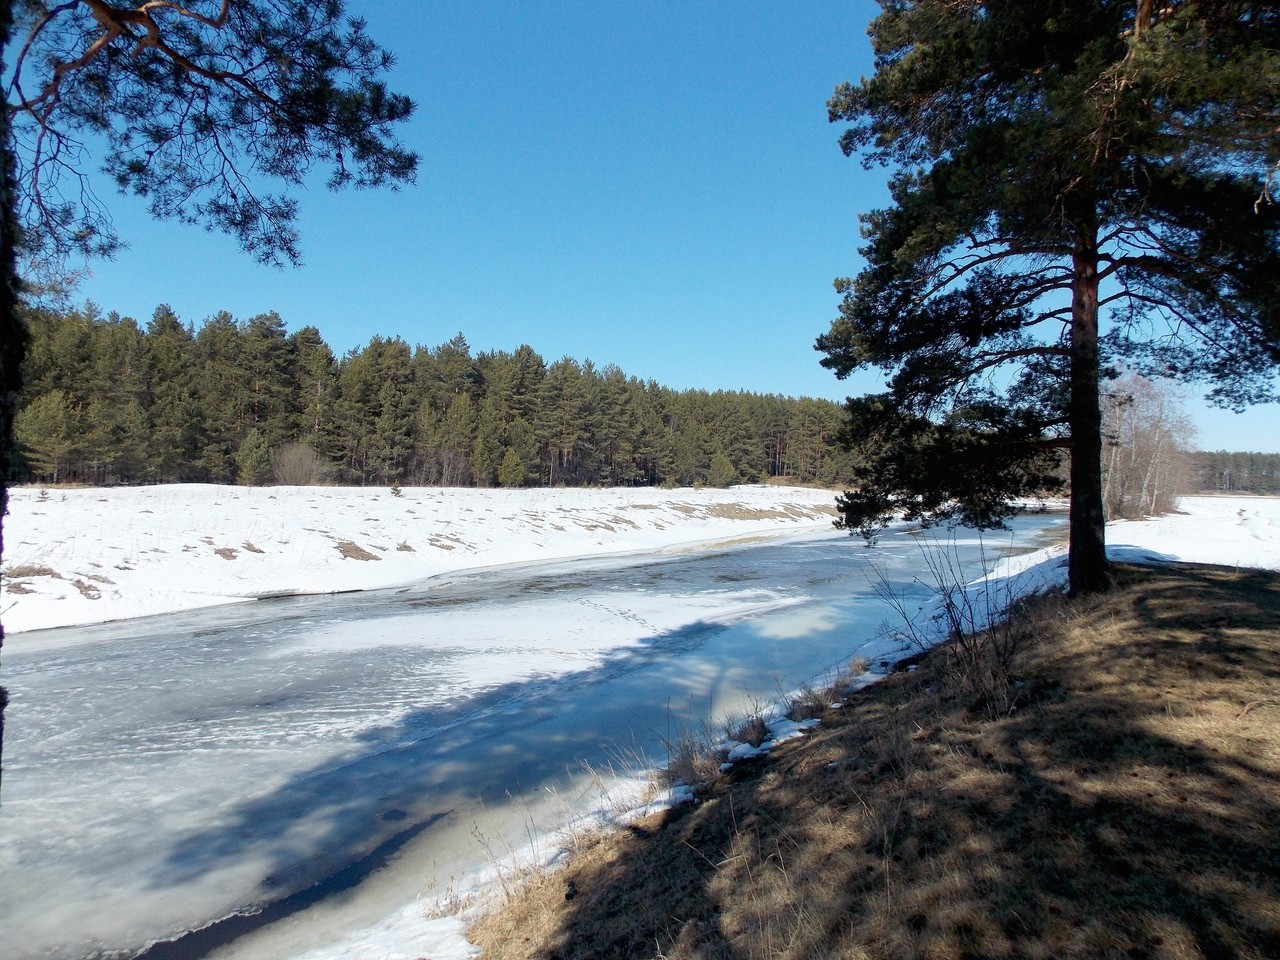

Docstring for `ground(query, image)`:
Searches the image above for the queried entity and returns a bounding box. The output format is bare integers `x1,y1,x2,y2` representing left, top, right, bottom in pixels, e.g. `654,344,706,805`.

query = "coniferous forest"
1189,451,1280,495
11,302,859,489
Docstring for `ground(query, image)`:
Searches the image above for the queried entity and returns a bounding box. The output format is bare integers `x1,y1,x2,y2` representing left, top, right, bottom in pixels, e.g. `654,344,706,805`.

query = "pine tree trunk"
1068,239,1112,595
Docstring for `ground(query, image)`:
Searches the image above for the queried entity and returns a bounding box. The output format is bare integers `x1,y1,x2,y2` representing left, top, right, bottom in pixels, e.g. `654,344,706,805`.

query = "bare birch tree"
1102,372,1196,520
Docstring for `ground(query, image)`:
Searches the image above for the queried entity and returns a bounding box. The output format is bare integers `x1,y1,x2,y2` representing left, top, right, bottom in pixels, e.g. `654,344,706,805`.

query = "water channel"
0,514,1065,960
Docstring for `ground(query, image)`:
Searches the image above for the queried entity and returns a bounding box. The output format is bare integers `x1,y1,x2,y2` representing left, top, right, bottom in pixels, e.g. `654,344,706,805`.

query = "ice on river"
0,567,808,960
1,489,1276,960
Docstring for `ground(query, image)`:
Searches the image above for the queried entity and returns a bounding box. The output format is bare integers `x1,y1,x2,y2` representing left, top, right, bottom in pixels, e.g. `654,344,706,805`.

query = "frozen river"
0,515,1064,960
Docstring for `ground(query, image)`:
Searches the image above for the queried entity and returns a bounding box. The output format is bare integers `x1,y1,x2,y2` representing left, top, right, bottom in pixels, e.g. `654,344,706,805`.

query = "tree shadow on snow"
141,609,751,955
507,563,1280,959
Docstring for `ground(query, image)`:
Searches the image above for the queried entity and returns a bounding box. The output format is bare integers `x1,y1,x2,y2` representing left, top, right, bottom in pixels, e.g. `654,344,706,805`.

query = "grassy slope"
470,564,1280,960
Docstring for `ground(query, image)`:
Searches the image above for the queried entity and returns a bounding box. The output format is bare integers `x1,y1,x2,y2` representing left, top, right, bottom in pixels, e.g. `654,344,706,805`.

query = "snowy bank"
992,493,1280,588
0,484,840,635
880,495,1280,656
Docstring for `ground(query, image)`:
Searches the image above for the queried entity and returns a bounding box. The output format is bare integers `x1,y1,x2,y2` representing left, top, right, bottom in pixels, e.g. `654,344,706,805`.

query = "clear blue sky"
73,0,1278,452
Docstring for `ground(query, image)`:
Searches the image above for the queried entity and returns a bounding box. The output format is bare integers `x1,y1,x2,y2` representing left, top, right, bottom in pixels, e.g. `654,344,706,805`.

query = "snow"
0,483,842,636
845,496,1280,675
989,494,1280,592
721,715,822,768
2,488,1278,960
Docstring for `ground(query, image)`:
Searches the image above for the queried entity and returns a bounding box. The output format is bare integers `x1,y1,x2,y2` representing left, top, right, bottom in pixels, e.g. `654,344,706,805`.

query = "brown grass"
336,540,380,561
670,502,838,522
469,564,1280,960
72,578,102,599
6,564,61,579
658,725,725,791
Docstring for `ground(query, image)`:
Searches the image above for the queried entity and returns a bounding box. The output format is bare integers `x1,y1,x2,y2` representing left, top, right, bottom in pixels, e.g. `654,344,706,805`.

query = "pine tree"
437,393,475,487
1,0,21,784
143,305,198,482
14,389,80,482
598,365,639,485
27,304,97,400
498,447,526,488
820,0,1280,594
506,416,541,485
235,427,273,486
241,311,296,447
83,314,147,483
536,357,588,485
470,398,503,487
289,325,338,453
191,312,245,482
10,299,876,492
707,450,738,488
428,334,477,410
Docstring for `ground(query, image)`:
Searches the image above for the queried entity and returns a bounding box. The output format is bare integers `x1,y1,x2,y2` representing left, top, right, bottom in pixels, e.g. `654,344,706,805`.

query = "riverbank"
245,494,1280,960
8,488,1277,640
0,484,841,635
472,560,1280,959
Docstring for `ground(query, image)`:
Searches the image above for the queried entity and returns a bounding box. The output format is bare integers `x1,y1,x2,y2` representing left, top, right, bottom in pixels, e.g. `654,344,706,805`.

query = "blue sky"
72,0,1278,452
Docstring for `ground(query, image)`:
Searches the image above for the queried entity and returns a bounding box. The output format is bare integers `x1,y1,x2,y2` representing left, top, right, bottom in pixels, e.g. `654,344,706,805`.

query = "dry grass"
659,724,725,791
336,540,380,561
469,564,1280,960
4,564,62,594
6,564,61,579
725,711,771,749
71,578,102,599
671,502,839,522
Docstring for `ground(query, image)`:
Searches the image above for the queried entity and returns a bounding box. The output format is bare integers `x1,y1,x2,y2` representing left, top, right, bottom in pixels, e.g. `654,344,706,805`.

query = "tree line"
11,302,858,489
1189,451,1280,495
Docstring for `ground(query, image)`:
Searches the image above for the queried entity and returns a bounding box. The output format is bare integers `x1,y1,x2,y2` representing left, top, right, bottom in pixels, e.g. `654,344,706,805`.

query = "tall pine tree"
819,0,1280,594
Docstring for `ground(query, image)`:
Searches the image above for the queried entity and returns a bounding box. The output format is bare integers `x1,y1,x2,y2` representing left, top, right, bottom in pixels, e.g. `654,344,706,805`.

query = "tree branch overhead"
6,0,418,271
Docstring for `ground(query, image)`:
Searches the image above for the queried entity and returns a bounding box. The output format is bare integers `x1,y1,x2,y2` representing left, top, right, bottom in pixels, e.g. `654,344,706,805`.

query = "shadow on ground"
479,564,1280,960
139,609,751,957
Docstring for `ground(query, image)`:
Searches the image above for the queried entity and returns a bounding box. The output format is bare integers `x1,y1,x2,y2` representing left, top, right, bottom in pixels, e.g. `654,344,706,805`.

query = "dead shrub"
271,442,334,485
725,711,770,748
872,536,1056,718
786,683,829,721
